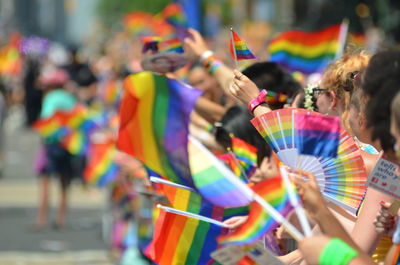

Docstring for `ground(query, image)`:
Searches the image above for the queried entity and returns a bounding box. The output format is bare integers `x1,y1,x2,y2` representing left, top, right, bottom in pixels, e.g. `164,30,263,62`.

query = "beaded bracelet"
202,55,223,75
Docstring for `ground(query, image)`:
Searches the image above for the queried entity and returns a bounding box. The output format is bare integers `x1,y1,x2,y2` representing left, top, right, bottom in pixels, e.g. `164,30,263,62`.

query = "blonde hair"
320,49,371,131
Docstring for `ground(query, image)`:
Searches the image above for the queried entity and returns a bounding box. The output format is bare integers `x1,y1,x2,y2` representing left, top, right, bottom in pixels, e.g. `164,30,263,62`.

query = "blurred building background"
0,0,399,45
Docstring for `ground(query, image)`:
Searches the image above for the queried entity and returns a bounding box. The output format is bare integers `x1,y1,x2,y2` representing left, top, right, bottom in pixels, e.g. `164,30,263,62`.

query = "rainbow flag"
117,72,202,188
230,29,257,61
189,137,254,207
123,11,155,35
161,3,188,28
147,208,224,265
84,139,119,187
62,131,89,156
268,24,342,74
266,90,287,105
231,137,258,177
141,36,162,54
295,113,341,158
147,180,225,265
159,37,184,53
218,177,292,245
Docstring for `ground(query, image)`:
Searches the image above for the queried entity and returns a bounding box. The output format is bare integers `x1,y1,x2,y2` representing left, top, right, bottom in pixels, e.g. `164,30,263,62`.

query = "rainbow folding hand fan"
251,108,367,215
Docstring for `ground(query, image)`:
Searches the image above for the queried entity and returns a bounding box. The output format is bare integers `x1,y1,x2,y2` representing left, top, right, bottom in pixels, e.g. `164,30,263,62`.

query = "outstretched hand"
229,69,260,105
183,28,209,59
223,215,248,231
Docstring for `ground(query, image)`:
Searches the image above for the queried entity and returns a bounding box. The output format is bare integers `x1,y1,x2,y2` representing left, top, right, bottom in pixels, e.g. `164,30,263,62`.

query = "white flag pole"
157,204,229,228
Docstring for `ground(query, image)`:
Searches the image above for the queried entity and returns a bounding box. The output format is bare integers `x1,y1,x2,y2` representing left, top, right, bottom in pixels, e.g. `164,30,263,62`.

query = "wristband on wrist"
200,50,214,63
248,89,268,116
319,238,358,265
204,57,223,74
205,123,213,133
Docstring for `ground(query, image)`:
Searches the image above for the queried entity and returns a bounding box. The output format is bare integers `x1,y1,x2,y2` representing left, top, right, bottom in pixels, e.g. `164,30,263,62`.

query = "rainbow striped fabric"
161,3,188,28
230,29,257,61
141,36,162,54
117,72,201,188
268,24,341,74
231,137,258,177
218,177,292,245
33,105,100,155
147,180,224,265
189,137,254,207
84,139,119,187
147,208,223,265
295,113,341,158
159,37,184,53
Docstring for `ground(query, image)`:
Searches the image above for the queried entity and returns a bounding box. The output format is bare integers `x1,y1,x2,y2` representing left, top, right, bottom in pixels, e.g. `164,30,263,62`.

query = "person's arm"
293,170,364,253
184,28,235,101
351,188,394,255
194,96,226,124
299,236,375,265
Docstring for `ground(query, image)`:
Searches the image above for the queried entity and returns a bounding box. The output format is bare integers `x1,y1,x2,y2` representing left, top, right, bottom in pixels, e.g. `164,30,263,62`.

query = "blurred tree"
97,0,168,27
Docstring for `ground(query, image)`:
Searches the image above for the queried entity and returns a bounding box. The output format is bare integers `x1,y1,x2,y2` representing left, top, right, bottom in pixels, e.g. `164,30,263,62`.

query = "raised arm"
184,28,235,100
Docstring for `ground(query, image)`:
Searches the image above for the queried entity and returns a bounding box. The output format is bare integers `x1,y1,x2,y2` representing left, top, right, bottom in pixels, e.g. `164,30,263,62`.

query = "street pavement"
0,106,113,264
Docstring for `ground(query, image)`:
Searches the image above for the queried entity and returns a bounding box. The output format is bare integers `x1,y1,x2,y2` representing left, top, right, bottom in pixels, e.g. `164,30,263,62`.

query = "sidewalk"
0,107,113,264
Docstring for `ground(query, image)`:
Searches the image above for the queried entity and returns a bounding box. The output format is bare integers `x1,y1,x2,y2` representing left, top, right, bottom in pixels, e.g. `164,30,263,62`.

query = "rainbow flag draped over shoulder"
268,24,342,74
218,177,292,245
117,72,202,188
230,29,257,61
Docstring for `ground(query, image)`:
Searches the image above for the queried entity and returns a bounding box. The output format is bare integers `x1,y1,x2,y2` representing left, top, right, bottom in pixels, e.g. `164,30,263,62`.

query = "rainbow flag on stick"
218,177,293,245
141,36,161,54
84,139,119,187
159,37,184,53
117,72,201,188
268,24,348,74
231,137,258,178
230,28,257,68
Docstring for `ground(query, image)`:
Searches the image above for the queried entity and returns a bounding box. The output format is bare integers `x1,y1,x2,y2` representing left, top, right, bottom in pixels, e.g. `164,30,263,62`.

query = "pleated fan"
251,108,367,215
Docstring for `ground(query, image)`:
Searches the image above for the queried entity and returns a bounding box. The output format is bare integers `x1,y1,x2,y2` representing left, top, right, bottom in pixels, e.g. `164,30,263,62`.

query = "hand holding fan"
251,108,367,215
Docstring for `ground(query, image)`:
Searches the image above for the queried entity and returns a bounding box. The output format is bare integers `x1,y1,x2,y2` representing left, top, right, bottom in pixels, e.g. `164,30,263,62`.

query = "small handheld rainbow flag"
141,36,162,54
84,139,119,187
230,28,257,68
159,37,184,53
231,137,258,178
218,177,293,245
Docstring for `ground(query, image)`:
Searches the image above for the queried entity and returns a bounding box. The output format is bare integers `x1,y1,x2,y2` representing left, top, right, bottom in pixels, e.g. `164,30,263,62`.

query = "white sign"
367,156,400,200
211,241,286,265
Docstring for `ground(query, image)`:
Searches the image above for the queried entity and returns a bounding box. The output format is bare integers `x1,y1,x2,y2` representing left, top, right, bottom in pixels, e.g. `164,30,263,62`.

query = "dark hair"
362,49,400,151
214,105,270,165
242,62,301,109
75,65,97,87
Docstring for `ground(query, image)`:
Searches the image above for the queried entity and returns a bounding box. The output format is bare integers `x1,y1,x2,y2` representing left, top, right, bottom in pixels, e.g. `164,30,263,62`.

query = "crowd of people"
1,9,400,265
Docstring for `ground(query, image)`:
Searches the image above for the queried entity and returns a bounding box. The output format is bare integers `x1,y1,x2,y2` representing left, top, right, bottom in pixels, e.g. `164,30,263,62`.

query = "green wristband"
319,238,358,265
